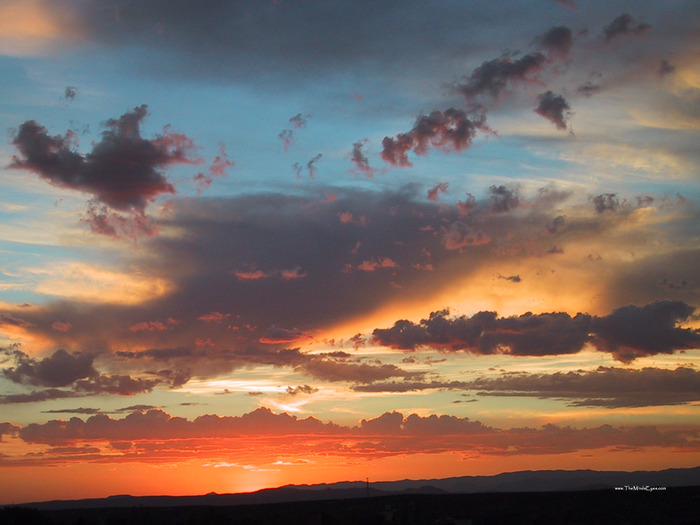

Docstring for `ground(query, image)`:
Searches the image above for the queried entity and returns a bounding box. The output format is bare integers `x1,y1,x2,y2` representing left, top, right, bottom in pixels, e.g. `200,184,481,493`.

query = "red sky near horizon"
0,0,699,505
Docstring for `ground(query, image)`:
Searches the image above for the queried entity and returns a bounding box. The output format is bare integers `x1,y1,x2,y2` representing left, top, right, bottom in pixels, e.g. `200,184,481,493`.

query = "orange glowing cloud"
0,0,82,56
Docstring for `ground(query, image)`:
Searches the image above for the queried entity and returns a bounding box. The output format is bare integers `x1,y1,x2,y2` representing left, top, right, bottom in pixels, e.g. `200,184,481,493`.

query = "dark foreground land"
3,486,699,525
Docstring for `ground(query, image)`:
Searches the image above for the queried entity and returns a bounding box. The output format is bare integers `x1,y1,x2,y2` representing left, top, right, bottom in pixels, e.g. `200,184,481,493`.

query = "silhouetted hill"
15,465,699,511
4,487,699,525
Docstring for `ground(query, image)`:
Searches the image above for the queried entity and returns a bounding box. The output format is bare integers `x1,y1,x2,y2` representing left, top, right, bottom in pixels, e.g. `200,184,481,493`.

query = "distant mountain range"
20,466,700,511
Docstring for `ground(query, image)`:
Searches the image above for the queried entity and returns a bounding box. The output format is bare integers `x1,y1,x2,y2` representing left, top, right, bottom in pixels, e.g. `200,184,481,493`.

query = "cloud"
535,26,573,59
455,53,547,101
349,140,375,177
602,14,651,42
577,81,601,97
658,59,675,76
0,388,81,404
427,183,449,202
64,86,78,100
289,113,308,129
381,109,485,167
534,91,572,131
9,408,698,460
10,105,196,213
489,185,520,213
372,301,699,361
591,193,620,213
0,422,20,441
591,301,700,362
296,358,418,384
466,366,700,407
1,346,161,400
194,144,233,194
285,385,317,396
3,185,695,375
42,407,102,415
2,347,96,387
258,326,312,345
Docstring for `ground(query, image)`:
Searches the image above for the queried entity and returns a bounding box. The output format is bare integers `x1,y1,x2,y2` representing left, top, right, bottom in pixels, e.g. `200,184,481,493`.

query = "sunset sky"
1,0,699,505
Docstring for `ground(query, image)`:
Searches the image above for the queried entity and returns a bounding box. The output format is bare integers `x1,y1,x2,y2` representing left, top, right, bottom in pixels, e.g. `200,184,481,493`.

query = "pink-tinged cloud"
128,319,177,332
456,193,477,215
258,326,312,345
80,201,158,240
306,153,322,179
350,140,375,177
52,321,72,333
233,269,270,280
338,212,368,225
381,109,484,166
194,143,233,194
344,257,398,273
280,267,307,280
10,105,198,213
427,182,448,202
278,129,294,151
442,222,491,250
372,301,700,362
197,312,231,323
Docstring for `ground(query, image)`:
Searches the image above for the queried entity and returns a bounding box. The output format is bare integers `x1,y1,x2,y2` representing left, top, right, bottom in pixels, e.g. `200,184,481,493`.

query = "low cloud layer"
4,408,696,464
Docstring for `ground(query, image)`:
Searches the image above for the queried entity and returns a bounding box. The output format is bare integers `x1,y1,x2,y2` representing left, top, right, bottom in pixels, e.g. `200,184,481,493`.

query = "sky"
0,0,699,504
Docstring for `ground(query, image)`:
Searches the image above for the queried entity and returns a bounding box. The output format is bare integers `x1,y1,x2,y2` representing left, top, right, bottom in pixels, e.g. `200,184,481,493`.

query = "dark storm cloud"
534,91,572,131
489,185,520,213
64,86,78,100
9,105,197,213
466,366,700,407
592,193,620,213
591,301,700,362
455,53,548,101
66,1,529,82
381,109,484,166
602,14,651,42
1,347,162,400
534,26,574,59
4,185,686,376
372,300,699,361
2,348,96,387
